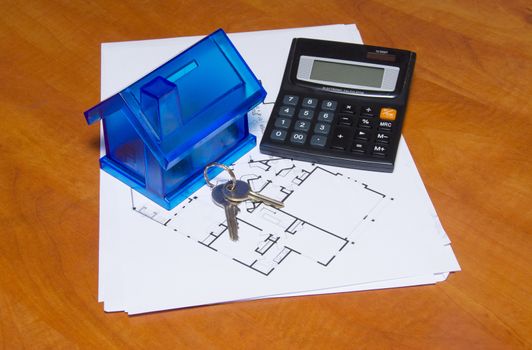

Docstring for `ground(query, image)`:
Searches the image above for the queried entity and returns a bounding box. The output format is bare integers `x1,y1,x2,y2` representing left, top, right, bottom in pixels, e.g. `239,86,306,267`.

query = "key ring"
203,162,237,190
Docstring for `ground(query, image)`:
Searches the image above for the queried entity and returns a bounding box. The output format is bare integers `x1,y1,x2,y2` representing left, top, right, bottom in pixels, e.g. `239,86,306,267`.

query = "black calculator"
259,38,416,172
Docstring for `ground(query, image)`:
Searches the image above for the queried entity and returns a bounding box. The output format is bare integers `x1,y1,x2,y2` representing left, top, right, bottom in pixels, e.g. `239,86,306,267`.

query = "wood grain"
0,0,530,348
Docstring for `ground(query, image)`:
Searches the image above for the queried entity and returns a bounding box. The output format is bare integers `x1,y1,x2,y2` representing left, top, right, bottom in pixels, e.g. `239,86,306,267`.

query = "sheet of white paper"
97,24,460,314
98,23,364,312
119,132,460,314
261,271,450,299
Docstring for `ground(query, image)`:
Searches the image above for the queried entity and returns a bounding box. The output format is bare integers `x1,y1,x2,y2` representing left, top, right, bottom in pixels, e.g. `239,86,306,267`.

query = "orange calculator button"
380,108,397,121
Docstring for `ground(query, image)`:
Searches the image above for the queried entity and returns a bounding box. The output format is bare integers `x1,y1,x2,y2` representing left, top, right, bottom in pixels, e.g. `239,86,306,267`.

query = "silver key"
212,183,240,241
223,180,284,209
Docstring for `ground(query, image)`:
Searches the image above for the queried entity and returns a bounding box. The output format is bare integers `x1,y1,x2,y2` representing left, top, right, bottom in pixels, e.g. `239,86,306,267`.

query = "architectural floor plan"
132,153,394,276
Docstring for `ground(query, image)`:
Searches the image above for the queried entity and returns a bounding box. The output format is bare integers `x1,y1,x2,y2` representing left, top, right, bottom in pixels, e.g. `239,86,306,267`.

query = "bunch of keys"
203,163,284,242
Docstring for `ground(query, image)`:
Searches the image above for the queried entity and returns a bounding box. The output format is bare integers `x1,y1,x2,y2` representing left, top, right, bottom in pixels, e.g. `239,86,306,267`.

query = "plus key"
330,126,353,150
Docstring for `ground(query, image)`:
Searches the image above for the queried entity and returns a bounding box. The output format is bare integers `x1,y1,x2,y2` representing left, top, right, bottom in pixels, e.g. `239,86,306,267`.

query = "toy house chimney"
140,76,183,141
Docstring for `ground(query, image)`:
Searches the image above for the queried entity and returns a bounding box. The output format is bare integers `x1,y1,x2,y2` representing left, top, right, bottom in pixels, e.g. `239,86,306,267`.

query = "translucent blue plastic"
84,29,266,210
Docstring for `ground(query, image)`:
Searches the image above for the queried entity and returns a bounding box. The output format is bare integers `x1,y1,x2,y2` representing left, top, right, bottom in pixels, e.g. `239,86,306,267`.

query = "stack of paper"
97,24,460,314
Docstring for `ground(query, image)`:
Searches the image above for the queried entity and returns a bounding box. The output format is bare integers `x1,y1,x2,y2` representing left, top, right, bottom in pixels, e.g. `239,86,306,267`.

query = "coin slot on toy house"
84,29,266,210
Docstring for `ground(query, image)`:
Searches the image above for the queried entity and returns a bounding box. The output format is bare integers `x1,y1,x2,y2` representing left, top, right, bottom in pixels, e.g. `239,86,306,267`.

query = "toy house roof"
84,29,266,170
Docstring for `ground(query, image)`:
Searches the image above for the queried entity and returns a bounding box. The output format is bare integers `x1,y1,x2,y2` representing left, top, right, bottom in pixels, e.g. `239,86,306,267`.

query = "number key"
314,123,331,135
302,97,318,108
298,109,314,120
290,132,307,145
270,129,287,142
274,117,291,129
318,111,334,123
282,95,299,106
294,120,311,132
279,106,295,117
321,100,337,111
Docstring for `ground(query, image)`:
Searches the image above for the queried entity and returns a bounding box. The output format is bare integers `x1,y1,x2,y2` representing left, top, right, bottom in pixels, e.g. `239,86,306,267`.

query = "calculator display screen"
310,60,385,88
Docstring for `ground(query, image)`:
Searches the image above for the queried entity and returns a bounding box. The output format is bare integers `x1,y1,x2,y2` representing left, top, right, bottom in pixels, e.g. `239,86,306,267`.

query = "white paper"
96,24,459,314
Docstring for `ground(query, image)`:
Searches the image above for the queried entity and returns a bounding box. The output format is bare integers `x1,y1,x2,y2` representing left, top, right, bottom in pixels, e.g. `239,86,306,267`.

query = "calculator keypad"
265,94,401,170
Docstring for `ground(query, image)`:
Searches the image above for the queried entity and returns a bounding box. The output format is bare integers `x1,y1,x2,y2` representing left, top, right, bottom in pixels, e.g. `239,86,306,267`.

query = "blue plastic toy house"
84,29,266,210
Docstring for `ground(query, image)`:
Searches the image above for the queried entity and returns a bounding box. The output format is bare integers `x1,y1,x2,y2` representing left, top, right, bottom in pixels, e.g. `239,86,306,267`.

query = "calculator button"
358,117,373,129
302,97,318,109
352,142,368,154
338,115,353,126
310,135,327,148
270,129,287,142
282,95,299,106
380,108,397,121
314,123,331,135
321,100,337,111
378,120,393,131
340,103,356,114
294,120,311,132
376,132,391,144
279,106,295,117
372,144,388,157
317,111,334,123
361,106,377,117
290,132,307,145
330,126,353,150
298,108,315,120
274,117,291,129
354,129,370,141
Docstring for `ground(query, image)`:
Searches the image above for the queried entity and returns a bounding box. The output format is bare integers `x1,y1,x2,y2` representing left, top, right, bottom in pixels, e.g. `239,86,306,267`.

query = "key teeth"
228,228,239,241
227,205,239,242
228,229,239,242
249,192,285,209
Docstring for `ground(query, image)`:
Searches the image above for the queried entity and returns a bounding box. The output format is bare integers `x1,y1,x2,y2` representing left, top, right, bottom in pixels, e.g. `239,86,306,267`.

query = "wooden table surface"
1,1,531,348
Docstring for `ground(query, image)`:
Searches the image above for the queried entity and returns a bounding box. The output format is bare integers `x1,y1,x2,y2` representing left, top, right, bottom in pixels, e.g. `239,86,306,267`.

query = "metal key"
211,183,240,241
223,180,284,209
